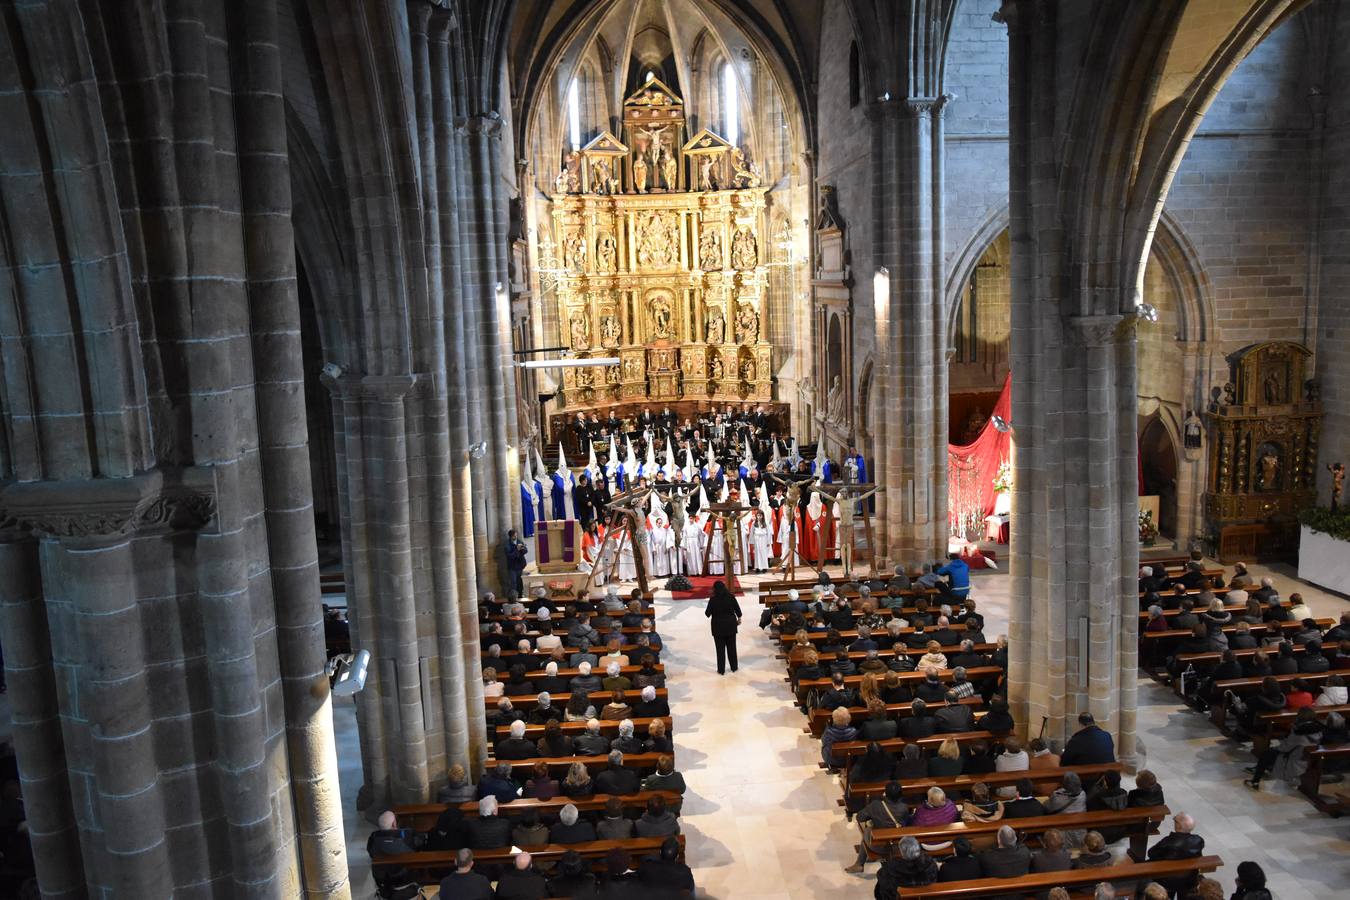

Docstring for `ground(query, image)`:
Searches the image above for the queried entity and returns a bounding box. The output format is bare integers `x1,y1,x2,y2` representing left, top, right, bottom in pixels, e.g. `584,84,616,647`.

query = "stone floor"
340,559,1350,897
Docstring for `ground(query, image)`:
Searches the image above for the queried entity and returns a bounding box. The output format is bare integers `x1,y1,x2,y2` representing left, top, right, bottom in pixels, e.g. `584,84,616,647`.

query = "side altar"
545,79,772,410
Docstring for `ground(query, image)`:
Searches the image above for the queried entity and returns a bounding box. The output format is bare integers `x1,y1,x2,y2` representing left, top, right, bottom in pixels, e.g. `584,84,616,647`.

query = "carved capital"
456,111,504,139
322,372,417,403
0,469,217,543
1064,314,1127,348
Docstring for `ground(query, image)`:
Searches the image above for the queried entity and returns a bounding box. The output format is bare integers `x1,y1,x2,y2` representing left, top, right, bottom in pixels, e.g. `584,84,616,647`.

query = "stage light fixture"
469,441,488,459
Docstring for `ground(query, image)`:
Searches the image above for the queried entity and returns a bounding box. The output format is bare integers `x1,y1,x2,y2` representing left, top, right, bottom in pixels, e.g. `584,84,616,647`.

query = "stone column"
327,374,431,806
1002,0,1140,764
871,95,951,567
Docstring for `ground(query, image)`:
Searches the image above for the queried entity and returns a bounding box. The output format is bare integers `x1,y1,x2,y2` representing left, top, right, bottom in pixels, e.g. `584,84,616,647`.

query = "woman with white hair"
873,835,938,893
602,661,632,693
528,692,561,725
610,718,644,754
570,660,602,696
634,683,670,717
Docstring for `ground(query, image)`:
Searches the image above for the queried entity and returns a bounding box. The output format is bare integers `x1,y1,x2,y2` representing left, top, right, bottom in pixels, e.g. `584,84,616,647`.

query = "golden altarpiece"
545,79,772,411
1203,341,1322,561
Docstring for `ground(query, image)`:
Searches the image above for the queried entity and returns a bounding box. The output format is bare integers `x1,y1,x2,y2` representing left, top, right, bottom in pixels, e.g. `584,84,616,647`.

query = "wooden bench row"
486,688,668,711
1299,745,1350,816
482,751,667,778
493,716,672,739
796,666,1004,699
895,855,1223,900
375,835,686,885
842,763,1125,813
867,805,1171,866
392,790,684,833
806,697,984,737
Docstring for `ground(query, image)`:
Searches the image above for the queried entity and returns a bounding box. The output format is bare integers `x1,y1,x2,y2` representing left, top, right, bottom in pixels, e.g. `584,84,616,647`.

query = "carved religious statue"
591,158,615,195
710,356,725,380
637,213,675,267
633,154,649,193
731,225,758,269
1183,411,1203,450
731,147,762,188
623,357,642,380
600,315,621,347
569,311,590,350
596,232,617,272
706,309,726,344
735,303,760,344
649,295,673,340
826,375,845,422
606,364,621,385
698,154,718,191
554,150,581,194
661,150,678,191
740,359,756,383
566,233,586,272
1262,370,1285,405
1257,446,1280,491
699,229,722,270
1329,462,1345,511
575,368,594,389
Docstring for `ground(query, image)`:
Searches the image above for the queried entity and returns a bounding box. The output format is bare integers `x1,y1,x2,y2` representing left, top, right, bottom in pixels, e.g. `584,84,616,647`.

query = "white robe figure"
751,511,773,573
555,443,575,520
648,510,674,578
663,438,678,480
605,444,620,494
624,438,639,491
597,523,617,582
776,502,797,566
682,447,698,482
617,520,638,581
705,513,725,575
683,512,707,574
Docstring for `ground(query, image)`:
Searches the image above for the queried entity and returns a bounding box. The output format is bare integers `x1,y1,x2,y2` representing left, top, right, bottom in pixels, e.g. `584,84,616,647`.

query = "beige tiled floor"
340,559,1350,897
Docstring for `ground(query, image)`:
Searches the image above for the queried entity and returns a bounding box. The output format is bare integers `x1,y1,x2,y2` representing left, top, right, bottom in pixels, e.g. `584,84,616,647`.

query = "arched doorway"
1139,415,1179,541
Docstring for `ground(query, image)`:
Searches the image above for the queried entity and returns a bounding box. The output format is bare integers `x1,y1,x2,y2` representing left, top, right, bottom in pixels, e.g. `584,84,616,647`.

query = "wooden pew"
483,752,666,778
826,730,1003,768
795,666,1004,703
894,855,1224,899
493,716,672,739
487,605,655,623
783,645,997,674
1135,598,1289,624
1298,745,1350,816
485,688,668,710
1252,705,1350,755
375,835,685,884
1207,672,1337,733
392,790,683,833
788,628,991,648
841,764,1124,816
806,698,982,737
867,805,1171,864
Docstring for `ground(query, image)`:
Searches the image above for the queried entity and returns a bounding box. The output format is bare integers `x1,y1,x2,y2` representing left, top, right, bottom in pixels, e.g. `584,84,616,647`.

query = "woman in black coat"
705,580,743,674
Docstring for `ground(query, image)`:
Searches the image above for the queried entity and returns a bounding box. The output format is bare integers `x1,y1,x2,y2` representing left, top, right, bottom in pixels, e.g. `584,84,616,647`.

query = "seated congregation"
364,583,693,898
761,558,1332,899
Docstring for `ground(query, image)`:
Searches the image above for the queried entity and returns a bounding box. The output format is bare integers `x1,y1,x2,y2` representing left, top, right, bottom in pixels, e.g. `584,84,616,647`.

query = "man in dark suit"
1003,780,1048,819
494,851,548,900
934,690,976,733
978,825,1032,878
898,700,938,740
638,837,696,892
438,849,493,900
548,803,597,843
705,580,743,675
928,617,960,648
594,750,641,795
1060,711,1116,765
495,720,538,760
465,796,513,849
1147,813,1205,897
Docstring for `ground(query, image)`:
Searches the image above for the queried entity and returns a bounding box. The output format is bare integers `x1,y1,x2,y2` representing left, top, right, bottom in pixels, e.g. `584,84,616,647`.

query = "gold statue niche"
548,78,773,412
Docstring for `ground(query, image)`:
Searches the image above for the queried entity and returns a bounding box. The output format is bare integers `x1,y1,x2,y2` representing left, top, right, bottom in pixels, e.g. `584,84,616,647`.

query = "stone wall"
815,10,874,418
1316,6,1350,499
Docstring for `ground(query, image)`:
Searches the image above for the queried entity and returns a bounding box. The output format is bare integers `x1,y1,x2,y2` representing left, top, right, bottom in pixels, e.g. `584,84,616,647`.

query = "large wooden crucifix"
582,485,654,597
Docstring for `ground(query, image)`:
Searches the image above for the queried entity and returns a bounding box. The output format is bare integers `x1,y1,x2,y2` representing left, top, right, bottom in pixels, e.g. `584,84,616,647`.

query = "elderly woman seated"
918,641,949,671
643,718,673,754
610,719,644,754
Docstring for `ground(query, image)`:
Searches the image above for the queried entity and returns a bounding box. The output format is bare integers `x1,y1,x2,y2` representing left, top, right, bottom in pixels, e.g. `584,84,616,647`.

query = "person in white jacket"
1315,674,1347,706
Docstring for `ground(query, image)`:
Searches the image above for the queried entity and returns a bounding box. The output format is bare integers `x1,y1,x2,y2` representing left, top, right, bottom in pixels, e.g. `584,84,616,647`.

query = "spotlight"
991,415,1012,434
329,649,371,697
1136,303,1159,323
469,441,488,459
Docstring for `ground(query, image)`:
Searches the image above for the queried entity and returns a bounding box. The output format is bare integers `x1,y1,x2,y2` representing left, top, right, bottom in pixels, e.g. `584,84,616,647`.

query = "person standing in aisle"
705,580,742,675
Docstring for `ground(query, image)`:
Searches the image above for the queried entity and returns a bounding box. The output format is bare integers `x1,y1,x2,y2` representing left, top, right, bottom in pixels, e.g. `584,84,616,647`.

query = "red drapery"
948,373,1012,536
